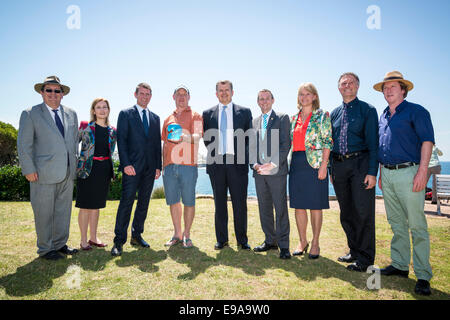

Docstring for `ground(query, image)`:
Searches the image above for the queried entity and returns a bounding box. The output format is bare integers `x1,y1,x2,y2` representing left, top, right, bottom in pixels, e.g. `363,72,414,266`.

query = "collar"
342,97,359,108
383,99,408,116
219,102,233,109
262,109,273,117
135,104,148,113
46,103,61,112
173,106,192,115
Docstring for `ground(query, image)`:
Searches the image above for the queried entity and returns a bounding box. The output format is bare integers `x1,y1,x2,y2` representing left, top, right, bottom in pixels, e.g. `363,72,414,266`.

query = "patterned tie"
142,109,149,136
262,113,268,139
52,109,65,137
338,103,349,155
220,105,227,154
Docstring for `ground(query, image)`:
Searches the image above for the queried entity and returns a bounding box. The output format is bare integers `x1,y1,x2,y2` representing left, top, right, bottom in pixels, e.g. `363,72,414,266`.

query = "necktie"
338,103,349,155
52,109,65,137
220,105,227,154
262,113,268,139
142,109,149,136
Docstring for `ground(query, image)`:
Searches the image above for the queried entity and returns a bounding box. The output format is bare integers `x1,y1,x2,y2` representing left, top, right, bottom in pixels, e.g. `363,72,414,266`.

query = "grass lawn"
0,199,449,300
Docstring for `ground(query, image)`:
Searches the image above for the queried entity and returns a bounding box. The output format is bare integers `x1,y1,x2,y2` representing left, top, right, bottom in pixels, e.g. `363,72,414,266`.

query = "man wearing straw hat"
17,76,79,260
374,71,434,296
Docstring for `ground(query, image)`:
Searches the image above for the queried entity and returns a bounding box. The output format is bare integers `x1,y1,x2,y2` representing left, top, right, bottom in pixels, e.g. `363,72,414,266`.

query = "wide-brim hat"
34,76,70,95
373,71,414,92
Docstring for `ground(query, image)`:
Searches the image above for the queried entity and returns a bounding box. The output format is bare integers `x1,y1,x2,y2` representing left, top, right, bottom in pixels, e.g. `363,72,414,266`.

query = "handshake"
254,162,278,175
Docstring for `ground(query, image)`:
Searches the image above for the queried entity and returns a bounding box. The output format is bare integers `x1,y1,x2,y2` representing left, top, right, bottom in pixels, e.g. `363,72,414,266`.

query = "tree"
0,121,18,166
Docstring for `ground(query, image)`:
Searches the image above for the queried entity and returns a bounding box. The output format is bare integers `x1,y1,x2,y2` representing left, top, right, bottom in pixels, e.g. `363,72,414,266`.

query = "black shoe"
111,243,123,256
130,236,150,248
41,250,64,261
214,242,229,250
239,243,251,250
279,248,291,259
293,243,309,256
415,279,431,296
58,245,78,255
338,253,356,263
253,242,278,252
346,262,369,272
380,265,409,278
308,247,320,260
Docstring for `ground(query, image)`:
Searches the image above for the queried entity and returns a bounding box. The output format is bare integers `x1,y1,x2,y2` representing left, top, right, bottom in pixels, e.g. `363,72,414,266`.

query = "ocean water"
153,161,450,197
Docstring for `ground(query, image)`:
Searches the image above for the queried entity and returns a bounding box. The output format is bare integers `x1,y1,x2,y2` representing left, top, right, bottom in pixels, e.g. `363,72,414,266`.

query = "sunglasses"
45,89,62,94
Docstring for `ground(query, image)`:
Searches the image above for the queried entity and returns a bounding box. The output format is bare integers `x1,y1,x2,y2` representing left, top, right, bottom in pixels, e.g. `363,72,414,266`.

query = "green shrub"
151,186,165,199
0,165,29,201
0,122,18,166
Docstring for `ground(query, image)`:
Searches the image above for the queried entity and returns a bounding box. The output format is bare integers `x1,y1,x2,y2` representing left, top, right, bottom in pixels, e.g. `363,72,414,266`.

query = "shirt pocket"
348,116,364,134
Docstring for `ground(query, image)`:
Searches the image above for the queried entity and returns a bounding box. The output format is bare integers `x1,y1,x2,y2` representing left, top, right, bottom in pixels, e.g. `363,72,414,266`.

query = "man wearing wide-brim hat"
17,76,79,260
375,71,434,296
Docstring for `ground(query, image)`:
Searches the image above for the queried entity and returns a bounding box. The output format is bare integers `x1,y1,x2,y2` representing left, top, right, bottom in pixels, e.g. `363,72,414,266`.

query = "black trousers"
114,165,155,245
208,163,249,245
331,152,375,266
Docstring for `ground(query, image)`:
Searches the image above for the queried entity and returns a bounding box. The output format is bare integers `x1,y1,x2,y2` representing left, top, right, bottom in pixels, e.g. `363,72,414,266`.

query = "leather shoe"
214,242,229,250
380,265,409,278
58,245,78,255
415,279,431,296
338,253,356,263
41,250,64,260
279,248,291,259
346,262,369,272
239,243,251,250
111,243,123,256
130,236,150,248
253,242,278,252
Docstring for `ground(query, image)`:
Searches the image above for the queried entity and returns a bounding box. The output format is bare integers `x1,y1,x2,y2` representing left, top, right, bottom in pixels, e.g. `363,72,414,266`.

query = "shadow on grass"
166,245,450,300
0,246,168,297
1,246,449,299
0,257,70,297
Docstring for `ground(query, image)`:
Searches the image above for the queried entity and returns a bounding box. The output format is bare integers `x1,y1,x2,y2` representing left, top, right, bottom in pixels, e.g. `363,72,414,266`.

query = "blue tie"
142,109,149,136
52,109,64,137
220,105,227,154
262,113,268,139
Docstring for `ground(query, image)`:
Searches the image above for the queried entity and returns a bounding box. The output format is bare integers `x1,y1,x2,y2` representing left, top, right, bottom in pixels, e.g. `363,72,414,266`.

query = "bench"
436,174,450,216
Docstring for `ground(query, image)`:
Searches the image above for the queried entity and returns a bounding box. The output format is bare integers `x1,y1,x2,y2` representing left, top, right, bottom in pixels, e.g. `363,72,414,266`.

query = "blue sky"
1,0,449,160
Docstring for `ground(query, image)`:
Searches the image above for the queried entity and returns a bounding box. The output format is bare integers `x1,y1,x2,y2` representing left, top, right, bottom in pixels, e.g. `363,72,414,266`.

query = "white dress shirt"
135,104,150,124
45,104,64,125
218,102,234,155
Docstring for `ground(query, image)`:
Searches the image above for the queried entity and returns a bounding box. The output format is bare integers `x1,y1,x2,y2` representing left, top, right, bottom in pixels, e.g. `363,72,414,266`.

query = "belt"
332,151,367,162
383,162,418,170
93,156,110,161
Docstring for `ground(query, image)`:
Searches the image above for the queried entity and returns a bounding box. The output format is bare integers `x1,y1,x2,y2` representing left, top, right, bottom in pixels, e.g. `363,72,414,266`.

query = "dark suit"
114,105,162,245
203,103,252,245
251,110,291,249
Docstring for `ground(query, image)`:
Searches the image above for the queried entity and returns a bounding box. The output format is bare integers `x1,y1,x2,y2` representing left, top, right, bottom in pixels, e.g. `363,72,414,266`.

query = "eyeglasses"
45,89,62,94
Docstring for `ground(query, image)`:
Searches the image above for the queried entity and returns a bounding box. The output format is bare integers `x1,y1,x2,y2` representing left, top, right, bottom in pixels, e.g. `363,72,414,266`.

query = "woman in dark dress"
76,98,117,250
289,83,333,259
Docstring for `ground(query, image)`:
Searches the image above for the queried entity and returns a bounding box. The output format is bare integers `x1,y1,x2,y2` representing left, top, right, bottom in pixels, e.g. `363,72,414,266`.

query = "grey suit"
251,110,291,249
17,102,78,256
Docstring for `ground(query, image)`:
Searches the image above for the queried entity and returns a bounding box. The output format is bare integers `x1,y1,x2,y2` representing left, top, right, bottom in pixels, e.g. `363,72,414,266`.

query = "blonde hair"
90,97,110,126
297,82,320,111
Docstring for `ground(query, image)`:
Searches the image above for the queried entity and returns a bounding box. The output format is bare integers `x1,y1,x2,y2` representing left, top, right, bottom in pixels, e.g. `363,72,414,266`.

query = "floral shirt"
289,108,333,169
76,121,117,179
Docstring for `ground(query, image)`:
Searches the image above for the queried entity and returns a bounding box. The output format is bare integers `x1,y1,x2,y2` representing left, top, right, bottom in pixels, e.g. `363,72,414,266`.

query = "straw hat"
373,71,414,92
34,75,70,95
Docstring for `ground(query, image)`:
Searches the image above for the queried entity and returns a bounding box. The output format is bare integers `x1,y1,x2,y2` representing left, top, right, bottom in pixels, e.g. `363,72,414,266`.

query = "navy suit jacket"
202,103,252,174
117,105,162,174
